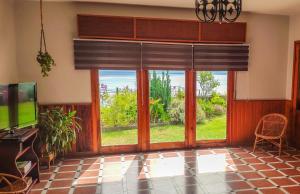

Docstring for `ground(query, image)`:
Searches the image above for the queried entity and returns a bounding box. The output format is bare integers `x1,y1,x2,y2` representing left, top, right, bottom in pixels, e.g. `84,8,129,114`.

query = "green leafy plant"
150,71,172,111
149,98,169,123
38,107,82,155
37,51,55,77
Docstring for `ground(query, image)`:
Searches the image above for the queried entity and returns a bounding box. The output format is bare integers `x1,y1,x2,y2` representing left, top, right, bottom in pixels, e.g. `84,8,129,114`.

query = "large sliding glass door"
97,69,229,149
149,70,185,144
196,71,228,141
97,70,230,150
99,70,138,146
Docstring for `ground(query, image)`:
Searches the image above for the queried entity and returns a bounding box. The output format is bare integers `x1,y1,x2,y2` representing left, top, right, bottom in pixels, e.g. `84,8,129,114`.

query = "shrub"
169,99,185,124
150,99,169,123
212,104,226,116
211,92,226,107
175,88,185,100
198,99,215,119
101,88,137,128
196,103,206,124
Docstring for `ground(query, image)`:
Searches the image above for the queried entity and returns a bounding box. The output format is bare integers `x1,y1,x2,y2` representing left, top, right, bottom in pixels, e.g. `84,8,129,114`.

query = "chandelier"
195,0,242,23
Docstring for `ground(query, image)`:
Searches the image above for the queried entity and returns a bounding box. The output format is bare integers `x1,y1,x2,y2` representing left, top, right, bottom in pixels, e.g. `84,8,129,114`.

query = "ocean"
99,70,227,95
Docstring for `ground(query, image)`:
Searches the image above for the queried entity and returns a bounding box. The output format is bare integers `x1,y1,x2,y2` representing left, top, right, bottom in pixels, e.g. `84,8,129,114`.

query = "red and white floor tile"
30,146,300,194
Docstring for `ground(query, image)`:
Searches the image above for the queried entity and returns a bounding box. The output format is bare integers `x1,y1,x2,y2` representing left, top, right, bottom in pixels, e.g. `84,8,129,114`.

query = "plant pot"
39,152,55,169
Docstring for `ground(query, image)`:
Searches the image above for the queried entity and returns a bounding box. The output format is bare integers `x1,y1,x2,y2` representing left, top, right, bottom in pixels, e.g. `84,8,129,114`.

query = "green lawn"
0,105,9,130
197,115,226,140
101,115,226,146
18,102,36,127
0,102,36,130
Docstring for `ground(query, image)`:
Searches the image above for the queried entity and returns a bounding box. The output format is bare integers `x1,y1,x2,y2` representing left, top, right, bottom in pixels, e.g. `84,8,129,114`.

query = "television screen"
0,85,9,131
17,83,37,128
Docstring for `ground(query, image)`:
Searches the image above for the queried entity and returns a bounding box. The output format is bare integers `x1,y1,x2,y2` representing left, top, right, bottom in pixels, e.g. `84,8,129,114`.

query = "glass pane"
196,71,227,140
99,70,138,146
18,83,36,128
0,85,9,130
149,70,185,143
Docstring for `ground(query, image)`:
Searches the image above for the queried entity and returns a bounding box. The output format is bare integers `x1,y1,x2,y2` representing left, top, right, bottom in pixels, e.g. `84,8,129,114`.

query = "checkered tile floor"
30,146,300,194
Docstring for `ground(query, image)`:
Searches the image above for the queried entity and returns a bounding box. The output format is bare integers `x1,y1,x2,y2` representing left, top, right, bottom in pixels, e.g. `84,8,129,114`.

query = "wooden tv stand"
0,128,40,193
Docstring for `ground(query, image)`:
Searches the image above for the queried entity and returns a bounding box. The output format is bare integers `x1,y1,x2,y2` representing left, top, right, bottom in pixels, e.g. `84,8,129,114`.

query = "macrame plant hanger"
37,0,55,77
40,0,47,57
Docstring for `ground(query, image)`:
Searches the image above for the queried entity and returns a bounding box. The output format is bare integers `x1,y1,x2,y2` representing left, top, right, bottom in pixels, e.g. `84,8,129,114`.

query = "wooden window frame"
148,70,189,151
196,71,234,147
91,69,234,154
291,41,300,147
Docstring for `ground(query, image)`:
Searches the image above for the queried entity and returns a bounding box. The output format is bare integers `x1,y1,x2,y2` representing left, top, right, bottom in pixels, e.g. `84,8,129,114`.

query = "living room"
1,0,300,193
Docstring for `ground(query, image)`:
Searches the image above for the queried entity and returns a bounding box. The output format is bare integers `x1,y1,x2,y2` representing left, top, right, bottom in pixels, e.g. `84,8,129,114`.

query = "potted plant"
37,107,82,168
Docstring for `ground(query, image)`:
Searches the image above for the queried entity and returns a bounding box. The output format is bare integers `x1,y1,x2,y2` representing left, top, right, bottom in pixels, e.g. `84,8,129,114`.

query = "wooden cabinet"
77,15,247,43
200,22,246,42
0,128,40,193
136,18,199,42
78,15,135,39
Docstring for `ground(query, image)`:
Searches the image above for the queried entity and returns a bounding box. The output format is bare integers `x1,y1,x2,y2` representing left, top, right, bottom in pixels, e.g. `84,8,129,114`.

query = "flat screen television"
0,82,37,133
17,83,38,128
0,85,9,131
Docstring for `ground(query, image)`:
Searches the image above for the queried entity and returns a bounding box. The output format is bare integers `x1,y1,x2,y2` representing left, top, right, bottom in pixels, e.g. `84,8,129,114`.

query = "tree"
197,71,220,100
150,71,171,111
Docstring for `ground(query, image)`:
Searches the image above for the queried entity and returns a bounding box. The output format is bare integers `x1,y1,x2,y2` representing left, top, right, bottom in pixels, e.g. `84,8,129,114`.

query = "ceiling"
69,0,300,16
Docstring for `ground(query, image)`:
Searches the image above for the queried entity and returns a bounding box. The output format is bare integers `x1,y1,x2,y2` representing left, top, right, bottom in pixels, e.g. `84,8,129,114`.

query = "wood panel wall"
230,100,292,146
294,112,300,147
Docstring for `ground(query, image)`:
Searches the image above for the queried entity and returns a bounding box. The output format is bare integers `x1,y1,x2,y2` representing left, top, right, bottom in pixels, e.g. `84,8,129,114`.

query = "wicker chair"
253,113,288,156
0,173,28,194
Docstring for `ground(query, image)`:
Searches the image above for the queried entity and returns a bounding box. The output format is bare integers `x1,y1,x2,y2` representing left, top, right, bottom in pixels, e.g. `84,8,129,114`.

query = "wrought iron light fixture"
195,0,242,23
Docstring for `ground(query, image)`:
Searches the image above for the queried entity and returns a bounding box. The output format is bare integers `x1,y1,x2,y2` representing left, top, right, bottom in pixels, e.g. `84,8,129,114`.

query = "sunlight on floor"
196,154,233,173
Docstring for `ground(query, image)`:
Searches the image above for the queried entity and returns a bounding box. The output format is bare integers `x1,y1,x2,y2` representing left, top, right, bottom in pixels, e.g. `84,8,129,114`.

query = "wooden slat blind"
74,40,249,71
193,44,249,71
74,40,141,70
141,43,193,70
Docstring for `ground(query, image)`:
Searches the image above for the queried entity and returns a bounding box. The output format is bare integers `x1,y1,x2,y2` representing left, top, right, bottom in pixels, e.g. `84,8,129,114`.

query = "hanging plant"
37,0,55,77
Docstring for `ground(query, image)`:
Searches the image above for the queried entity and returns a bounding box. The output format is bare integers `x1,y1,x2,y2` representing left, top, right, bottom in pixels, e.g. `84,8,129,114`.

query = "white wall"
236,14,289,99
15,1,290,103
0,0,18,84
16,2,91,104
286,15,300,100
